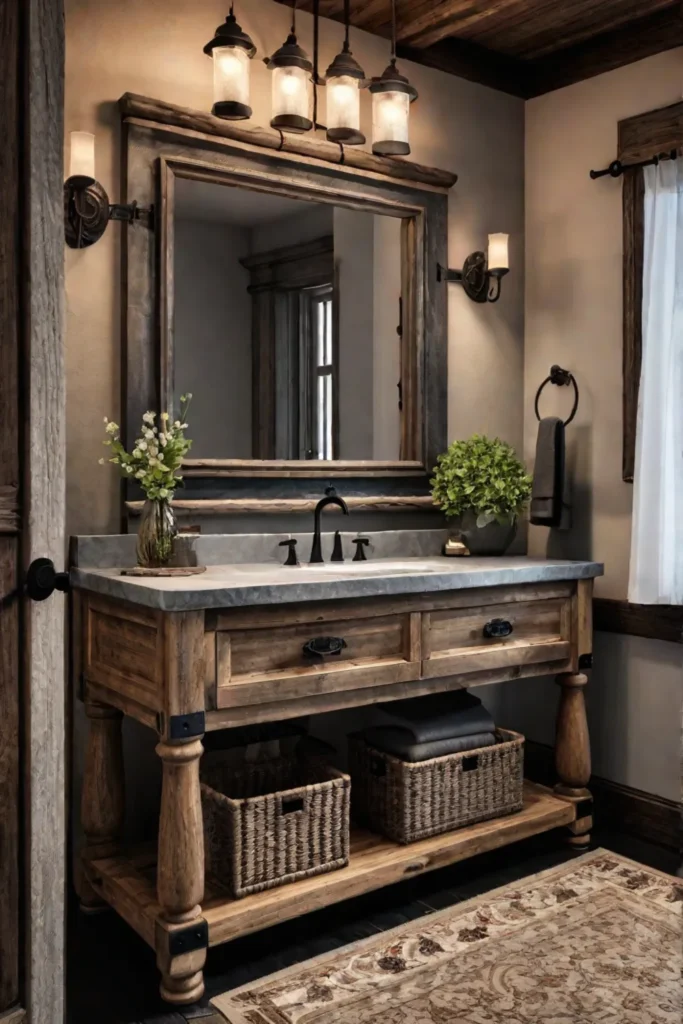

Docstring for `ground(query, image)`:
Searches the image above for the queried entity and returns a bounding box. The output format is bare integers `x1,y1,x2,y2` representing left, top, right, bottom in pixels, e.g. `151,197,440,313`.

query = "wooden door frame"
1,0,66,1022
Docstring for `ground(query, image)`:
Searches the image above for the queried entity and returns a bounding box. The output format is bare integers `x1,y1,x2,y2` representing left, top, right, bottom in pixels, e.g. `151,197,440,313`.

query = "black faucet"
310,487,350,563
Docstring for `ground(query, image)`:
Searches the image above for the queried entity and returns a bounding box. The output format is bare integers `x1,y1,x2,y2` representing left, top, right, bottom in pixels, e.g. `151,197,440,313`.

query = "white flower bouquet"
100,394,193,501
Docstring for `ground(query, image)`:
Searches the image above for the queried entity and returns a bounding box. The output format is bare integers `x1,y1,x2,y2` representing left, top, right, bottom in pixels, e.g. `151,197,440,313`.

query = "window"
299,283,337,460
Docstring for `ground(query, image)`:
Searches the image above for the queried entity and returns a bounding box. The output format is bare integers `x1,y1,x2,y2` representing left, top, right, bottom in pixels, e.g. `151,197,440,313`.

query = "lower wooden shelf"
86,781,575,952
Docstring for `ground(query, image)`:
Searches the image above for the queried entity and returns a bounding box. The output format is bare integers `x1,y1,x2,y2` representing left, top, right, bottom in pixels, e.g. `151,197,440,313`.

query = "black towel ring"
534,365,579,426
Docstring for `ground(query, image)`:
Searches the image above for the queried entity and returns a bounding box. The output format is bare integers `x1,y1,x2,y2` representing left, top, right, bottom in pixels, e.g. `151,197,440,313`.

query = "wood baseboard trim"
525,740,680,852
593,598,683,645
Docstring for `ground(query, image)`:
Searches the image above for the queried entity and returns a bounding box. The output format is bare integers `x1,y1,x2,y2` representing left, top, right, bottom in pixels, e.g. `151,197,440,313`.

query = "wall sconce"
438,233,510,303
369,0,417,156
203,5,256,120
267,7,313,135
325,0,366,146
64,131,151,249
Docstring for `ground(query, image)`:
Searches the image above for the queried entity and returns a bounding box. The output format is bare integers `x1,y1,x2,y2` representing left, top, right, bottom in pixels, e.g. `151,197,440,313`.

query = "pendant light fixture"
369,0,417,156
203,5,256,121
267,2,313,134
325,0,366,146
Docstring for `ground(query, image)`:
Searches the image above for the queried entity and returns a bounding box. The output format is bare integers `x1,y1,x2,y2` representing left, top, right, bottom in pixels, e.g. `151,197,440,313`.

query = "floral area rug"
211,850,683,1023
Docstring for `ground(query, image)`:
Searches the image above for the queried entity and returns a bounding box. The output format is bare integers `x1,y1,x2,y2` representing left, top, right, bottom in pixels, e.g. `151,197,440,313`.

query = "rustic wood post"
555,672,592,847
80,701,125,911
155,612,207,1005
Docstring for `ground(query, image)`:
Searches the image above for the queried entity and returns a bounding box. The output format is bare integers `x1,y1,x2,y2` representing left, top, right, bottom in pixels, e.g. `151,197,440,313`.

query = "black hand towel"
362,727,497,762
374,691,495,744
530,416,565,527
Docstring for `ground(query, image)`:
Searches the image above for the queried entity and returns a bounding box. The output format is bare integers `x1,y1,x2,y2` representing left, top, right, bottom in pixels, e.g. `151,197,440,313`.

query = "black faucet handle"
352,537,370,562
279,539,299,566
324,485,337,497
331,531,344,562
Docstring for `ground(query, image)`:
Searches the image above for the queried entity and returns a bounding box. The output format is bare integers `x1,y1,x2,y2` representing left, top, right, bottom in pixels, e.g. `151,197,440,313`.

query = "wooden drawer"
215,609,421,711
421,590,572,680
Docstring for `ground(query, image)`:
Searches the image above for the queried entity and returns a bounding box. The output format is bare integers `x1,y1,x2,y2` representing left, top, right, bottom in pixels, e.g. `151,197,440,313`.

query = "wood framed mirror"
121,95,455,514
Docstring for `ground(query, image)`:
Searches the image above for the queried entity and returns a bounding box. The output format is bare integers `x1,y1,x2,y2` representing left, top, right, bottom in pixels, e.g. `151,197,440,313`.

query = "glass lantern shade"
371,90,410,155
369,62,417,157
203,9,255,121
271,65,312,133
212,45,251,119
326,76,362,144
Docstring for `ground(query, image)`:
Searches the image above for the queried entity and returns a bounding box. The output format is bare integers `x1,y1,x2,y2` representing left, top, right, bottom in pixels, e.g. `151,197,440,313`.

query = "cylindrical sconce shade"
488,233,509,271
271,65,311,133
69,131,95,182
369,62,417,157
212,46,251,118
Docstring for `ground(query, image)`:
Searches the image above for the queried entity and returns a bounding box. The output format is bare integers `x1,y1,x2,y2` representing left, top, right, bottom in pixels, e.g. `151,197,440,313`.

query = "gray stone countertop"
72,556,604,613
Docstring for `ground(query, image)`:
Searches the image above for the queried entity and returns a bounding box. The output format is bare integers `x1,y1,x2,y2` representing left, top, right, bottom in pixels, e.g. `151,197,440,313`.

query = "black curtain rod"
590,148,678,180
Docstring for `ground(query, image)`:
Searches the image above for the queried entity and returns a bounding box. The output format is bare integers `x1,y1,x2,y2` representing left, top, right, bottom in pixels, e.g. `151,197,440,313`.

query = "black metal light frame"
437,251,509,304
64,175,152,250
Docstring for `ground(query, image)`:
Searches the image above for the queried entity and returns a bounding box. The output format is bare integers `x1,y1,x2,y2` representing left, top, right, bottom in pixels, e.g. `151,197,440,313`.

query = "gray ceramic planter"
448,510,517,556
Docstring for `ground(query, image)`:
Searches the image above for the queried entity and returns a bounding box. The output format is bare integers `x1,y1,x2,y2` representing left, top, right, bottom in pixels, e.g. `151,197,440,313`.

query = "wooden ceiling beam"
470,0,676,60
527,6,683,97
398,0,525,50
396,37,529,98
273,0,529,97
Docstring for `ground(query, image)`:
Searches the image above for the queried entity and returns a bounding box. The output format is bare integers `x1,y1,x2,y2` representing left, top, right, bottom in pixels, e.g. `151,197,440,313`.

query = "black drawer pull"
483,618,513,639
302,636,347,659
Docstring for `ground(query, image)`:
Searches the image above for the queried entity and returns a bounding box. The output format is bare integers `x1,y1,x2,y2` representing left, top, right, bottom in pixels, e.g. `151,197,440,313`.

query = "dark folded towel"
530,416,565,526
375,690,495,744
362,727,497,762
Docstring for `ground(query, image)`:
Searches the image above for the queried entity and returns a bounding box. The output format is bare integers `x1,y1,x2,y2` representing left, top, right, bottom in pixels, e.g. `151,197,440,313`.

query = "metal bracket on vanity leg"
157,710,206,740
168,919,209,958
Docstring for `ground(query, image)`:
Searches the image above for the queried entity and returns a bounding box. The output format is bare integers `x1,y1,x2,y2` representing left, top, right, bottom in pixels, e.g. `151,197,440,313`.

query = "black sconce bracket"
437,251,509,304
64,176,153,249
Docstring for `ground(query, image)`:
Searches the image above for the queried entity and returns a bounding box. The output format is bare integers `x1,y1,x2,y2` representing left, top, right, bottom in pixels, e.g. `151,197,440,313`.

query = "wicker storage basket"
200,753,351,898
348,728,524,845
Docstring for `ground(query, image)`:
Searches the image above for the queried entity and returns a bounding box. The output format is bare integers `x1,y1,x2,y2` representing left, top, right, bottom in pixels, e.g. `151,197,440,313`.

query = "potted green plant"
100,395,193,569
431,434,532,555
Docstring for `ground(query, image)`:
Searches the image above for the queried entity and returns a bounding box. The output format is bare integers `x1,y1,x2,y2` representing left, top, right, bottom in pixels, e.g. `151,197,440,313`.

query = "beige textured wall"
518,51,683,801
64,0,524,537
525,49,683,598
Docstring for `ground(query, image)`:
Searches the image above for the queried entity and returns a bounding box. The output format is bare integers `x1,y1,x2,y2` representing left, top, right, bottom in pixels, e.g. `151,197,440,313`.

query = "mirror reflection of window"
173,178,402,462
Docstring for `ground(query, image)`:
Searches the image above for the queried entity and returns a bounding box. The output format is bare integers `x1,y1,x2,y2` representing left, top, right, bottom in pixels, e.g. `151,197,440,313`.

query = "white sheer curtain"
628,157,683,605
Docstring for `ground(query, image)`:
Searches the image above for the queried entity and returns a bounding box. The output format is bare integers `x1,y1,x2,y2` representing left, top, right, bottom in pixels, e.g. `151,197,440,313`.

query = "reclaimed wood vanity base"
84,781,576,954
73,562,601,1003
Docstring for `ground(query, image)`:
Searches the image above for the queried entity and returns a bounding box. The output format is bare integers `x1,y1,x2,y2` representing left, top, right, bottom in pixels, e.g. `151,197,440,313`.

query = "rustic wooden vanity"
72,554,601,1005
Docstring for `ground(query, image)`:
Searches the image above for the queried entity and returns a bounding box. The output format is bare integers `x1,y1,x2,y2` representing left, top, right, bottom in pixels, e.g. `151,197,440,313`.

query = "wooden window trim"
619,101,683,481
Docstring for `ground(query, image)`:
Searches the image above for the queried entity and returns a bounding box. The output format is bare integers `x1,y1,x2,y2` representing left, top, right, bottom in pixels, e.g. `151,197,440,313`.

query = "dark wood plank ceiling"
279,0,683,97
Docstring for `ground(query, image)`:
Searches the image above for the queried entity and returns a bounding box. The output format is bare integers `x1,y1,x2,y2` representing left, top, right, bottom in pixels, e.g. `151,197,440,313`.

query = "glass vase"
136,499,178,569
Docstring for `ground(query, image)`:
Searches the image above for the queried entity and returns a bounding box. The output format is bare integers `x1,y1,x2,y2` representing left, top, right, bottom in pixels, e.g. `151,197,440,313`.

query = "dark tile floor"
66,828,680,1024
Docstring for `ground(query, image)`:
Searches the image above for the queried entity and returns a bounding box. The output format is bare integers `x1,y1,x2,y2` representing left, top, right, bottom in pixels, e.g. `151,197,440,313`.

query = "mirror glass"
173,177,404,462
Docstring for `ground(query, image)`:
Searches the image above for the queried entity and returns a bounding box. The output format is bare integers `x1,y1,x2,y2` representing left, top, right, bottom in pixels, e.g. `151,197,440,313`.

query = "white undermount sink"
299,560,443,574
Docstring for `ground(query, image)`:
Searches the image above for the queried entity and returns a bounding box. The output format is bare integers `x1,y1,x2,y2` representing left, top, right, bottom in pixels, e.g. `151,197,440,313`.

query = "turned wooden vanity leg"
79,700,125,912
555,672,592,849
155,611,208,1006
